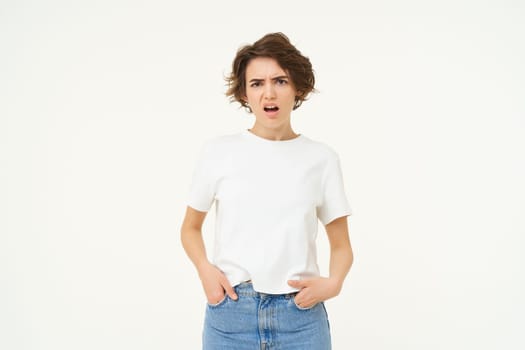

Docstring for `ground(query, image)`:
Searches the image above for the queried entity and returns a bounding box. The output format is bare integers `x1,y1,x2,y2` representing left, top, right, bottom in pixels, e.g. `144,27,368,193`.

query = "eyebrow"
248,75,289,83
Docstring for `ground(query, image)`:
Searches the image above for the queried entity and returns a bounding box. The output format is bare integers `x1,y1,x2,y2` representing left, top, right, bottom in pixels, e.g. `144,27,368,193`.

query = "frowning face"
244,57,298,128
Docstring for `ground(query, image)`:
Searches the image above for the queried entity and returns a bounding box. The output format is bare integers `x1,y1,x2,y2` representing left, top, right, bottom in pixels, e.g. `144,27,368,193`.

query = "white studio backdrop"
1,1,524,349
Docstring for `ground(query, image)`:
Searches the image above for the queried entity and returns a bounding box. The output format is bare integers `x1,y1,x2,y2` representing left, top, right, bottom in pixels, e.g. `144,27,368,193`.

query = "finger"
221,278,238,300
302,301,315,308
294,295,311,308
294,291,307,305
297,296,316,308
208,289,225,303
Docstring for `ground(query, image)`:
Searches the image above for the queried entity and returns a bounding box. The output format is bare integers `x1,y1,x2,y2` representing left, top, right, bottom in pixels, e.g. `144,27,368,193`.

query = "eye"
277,79,288,85
250,81,261,87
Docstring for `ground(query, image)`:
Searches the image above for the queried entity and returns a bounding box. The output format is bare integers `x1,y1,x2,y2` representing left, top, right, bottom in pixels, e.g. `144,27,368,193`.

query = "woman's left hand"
287,277,342,309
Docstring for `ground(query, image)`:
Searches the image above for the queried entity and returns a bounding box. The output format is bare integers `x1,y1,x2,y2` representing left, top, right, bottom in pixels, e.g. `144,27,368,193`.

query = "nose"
263,82,276,99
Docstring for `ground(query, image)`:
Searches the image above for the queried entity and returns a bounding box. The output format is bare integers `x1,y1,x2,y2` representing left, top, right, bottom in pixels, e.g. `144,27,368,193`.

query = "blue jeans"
202,281,331,350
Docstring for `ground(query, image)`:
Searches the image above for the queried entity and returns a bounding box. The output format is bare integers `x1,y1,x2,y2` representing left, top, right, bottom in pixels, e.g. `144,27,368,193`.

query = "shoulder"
196,132,243,158
300,134,341,160
205,131,244,146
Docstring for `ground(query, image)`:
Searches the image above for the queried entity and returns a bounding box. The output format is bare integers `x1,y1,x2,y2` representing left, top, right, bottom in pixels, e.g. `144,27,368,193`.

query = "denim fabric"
203,281,331,350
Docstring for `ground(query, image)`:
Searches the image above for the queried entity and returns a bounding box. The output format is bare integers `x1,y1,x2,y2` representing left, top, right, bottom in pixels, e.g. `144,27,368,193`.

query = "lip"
263,103,279,119
263,107,279,119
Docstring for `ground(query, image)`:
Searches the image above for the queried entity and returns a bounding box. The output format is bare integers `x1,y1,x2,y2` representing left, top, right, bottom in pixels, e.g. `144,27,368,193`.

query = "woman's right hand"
198,262,238,304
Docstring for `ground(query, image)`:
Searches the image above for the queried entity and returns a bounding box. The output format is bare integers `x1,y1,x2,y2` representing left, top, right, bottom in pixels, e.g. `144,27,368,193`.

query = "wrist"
327,276,344,295
195,260,212,276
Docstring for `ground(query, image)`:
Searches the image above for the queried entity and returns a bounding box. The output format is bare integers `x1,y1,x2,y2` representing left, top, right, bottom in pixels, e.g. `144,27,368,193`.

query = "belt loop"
285,291,297,299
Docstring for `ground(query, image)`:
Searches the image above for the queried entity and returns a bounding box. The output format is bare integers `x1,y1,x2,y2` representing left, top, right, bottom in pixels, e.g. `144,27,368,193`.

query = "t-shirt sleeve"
186,141,217,212
316,151,353,226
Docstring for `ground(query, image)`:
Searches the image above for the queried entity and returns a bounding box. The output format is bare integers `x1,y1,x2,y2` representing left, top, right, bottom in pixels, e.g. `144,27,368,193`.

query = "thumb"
288,279,306,288
221,279,238,300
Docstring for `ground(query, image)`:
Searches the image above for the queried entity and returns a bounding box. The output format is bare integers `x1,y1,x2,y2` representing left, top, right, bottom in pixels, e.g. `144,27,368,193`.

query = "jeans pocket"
292,295,317,311
207,294,228,308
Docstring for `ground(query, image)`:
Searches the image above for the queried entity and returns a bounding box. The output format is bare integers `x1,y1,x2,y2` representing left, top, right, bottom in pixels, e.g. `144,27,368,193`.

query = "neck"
248,125,298,141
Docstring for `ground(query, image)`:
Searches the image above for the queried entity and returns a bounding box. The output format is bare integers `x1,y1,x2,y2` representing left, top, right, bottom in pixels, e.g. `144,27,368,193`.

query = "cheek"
246,90,259,102
283,87,297,100
285,93,297,106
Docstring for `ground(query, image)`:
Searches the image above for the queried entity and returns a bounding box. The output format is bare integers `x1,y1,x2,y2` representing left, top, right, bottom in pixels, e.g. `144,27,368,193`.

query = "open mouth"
264,106,279,112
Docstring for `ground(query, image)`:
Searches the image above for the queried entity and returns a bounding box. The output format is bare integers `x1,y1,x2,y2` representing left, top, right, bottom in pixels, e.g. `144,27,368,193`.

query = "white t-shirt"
186,129,352,294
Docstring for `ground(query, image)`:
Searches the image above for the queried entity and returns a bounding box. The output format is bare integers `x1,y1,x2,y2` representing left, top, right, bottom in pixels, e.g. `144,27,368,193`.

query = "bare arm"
180,206,237,303
288,215,353,307
327,215,354,292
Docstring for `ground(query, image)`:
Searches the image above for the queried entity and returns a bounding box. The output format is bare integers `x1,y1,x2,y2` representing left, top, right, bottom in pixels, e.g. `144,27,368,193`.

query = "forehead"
245,57,287,78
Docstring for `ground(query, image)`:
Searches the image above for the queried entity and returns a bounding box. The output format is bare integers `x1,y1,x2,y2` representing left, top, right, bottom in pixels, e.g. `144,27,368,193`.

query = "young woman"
181,32,354,350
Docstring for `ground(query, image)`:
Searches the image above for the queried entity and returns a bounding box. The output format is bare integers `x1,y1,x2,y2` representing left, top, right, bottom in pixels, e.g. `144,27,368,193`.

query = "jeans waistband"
234,281,298,299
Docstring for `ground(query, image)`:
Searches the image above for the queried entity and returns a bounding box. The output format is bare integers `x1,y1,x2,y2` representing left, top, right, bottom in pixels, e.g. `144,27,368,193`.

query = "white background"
1,0,524,349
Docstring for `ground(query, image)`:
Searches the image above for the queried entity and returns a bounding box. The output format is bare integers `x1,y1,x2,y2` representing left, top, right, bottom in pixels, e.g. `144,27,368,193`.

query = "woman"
181,32,354,350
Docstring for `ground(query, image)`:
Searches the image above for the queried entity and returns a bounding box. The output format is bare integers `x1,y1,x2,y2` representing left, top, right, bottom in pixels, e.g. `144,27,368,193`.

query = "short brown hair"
225,32,316,111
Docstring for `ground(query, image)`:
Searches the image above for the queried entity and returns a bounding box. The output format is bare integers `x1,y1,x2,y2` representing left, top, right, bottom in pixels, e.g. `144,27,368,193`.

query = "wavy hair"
225,32,316,111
